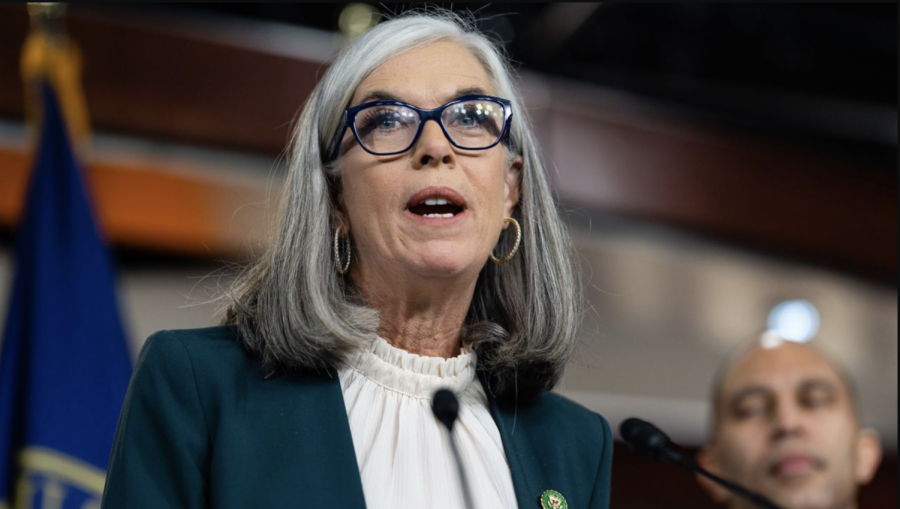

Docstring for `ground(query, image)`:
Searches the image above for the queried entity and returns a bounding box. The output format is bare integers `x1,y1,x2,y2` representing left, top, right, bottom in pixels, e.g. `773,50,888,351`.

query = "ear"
696,446,733,504
502,156,523,224
854,428,882,485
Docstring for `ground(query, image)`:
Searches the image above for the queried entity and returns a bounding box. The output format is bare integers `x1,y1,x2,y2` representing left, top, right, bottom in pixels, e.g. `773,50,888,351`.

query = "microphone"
619,417,693,466
432,389,475,509
619,418,786,509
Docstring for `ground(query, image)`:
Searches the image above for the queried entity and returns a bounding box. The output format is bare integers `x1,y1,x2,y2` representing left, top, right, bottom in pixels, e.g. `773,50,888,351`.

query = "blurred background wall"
0,3,896,508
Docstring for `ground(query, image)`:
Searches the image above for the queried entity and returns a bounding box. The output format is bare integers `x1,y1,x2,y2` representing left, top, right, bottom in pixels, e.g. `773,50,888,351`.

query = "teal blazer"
101,326,613,508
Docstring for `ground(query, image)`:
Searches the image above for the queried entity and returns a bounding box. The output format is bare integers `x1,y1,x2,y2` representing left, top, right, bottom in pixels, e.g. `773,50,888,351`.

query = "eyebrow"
355,87,491,107
357,90,402,104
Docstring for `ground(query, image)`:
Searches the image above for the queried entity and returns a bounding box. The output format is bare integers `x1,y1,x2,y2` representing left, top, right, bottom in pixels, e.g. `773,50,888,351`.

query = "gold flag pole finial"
27,3,68,36
21,2,91,152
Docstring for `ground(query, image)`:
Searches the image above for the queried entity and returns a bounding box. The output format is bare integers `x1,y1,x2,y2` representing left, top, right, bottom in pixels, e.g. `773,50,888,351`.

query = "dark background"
163,3,897,166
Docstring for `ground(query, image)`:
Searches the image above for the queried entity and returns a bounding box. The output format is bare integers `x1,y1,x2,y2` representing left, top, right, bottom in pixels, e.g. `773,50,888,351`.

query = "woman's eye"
377,118,398,129
359,110,409,132
457,114,477,126
449,108,485,128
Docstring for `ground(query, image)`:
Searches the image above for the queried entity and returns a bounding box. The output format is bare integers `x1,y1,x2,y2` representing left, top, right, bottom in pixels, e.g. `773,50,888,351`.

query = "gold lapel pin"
540,489,568,509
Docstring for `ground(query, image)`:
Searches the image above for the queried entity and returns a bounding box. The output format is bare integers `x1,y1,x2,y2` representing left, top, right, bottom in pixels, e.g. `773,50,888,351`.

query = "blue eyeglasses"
327,94,513,161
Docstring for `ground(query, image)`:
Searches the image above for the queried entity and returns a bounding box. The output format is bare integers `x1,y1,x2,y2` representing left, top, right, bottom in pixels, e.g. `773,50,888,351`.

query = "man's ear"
503,156,523,221
854,428,882,485
696,446,733,504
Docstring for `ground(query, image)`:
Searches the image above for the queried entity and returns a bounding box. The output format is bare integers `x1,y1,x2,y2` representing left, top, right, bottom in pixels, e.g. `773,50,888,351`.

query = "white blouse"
338,337,519,509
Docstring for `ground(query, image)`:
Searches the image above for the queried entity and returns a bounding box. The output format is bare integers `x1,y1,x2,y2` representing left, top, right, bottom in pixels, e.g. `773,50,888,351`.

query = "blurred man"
696,335,882,509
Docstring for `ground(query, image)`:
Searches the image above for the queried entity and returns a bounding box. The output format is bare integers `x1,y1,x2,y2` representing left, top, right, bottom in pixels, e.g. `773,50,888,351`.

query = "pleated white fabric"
338,337,519,509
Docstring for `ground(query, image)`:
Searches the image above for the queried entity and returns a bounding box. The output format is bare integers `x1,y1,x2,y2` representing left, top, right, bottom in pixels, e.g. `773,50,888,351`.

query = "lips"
406,186,467,218
768,454,824,479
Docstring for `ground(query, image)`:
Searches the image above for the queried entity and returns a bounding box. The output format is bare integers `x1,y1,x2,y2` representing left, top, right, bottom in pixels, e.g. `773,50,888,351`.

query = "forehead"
351,40,495,107
719,343,847,400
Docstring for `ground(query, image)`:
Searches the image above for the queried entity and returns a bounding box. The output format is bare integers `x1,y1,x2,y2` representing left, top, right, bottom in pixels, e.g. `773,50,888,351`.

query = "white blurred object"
767,299,820,343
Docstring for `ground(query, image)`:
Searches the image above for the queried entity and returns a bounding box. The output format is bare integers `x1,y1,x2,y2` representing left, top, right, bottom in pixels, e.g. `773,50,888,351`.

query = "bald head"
696,338,882,509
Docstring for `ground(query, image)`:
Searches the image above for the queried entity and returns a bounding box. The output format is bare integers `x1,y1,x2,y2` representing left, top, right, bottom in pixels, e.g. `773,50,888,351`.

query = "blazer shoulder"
140,325,260,383
146,324,241,347
530,392,614,464
495,390,613,458
537,391,611,432
144,325,245,358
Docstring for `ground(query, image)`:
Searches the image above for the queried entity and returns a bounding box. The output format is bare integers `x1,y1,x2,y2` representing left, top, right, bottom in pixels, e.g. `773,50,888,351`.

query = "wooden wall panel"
542,90,896,281
0,146,266,259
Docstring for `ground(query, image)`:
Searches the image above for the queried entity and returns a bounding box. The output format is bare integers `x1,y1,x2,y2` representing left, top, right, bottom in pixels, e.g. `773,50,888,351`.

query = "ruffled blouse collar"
347,337,476,399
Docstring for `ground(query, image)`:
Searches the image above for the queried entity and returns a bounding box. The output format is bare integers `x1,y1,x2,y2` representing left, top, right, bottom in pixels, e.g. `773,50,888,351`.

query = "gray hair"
224,9,582,401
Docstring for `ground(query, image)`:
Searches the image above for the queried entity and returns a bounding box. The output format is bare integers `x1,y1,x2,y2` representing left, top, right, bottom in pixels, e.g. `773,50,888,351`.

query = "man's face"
700,342,880,509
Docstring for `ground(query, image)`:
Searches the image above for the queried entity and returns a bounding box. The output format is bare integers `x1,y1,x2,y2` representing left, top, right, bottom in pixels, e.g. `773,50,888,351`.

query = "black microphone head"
619,417,672,459
432,389,459,431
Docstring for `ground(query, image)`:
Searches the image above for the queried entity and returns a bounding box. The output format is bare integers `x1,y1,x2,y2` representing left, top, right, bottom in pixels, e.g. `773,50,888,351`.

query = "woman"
102,10,612,509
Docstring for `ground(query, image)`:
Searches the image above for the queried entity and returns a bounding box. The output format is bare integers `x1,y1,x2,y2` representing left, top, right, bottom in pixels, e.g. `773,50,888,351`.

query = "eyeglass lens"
353,100,505,154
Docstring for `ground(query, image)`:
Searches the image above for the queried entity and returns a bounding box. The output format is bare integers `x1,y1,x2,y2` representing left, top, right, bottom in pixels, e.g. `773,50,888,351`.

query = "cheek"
342,168,400,223
719,429,767,477
342,181,372,226
817,417,859,462
473,160,511,216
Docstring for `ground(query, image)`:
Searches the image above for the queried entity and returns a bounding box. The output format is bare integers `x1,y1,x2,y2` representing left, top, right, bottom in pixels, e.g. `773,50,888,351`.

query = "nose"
770,400,805,441
411,120,455,169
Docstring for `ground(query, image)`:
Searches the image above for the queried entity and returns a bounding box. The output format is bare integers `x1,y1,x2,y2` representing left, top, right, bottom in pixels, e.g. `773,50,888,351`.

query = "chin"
766,482,840,509
412,250,482,279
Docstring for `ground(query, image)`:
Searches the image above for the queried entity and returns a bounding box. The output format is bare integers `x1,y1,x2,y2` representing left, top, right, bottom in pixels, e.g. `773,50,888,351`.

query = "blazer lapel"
486,387,546,509
279,367,368,508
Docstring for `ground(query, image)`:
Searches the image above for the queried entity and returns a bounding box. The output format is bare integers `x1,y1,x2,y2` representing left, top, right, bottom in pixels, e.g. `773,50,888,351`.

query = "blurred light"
759,330,785,349
766,299,820,343
339,3,380,40
27,2,65,17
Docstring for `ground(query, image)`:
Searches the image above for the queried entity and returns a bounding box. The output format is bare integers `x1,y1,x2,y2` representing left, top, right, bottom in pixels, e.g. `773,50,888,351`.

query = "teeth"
423,198,449,206
424,213,455,218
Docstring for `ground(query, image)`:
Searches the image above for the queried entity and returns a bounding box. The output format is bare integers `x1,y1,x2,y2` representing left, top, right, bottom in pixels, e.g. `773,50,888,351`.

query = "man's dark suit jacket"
100,326,613,508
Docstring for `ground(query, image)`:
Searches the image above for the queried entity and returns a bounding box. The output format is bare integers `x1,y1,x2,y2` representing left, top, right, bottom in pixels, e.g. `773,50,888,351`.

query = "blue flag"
0,81,132,509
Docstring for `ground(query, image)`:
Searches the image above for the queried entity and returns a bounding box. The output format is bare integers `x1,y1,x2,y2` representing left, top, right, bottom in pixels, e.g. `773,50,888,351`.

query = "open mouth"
408,198,465,218
406,187,467,219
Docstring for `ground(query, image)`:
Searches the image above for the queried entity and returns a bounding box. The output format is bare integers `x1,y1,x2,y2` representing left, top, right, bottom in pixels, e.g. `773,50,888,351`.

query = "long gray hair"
224,9,582,401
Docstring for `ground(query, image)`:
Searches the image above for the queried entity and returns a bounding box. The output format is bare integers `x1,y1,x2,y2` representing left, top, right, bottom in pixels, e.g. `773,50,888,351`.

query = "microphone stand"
433,389,476,509
446,425,476,509
620,417,786,509
656,446,786,509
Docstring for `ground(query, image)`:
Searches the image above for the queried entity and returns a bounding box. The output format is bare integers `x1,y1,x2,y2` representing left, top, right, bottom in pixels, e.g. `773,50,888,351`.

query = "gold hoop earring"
334,226,351,275
489,217,521,265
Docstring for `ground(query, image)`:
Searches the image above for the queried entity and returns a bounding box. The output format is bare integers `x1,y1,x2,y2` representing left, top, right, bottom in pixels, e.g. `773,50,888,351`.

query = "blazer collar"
291,367,368,508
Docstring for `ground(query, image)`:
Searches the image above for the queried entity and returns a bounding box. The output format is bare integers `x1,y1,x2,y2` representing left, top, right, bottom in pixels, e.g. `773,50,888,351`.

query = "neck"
351,264,478,359
378,303,468,358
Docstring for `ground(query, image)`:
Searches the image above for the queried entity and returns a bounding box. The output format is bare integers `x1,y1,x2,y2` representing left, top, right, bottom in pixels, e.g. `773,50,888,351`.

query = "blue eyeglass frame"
327,94,513,162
